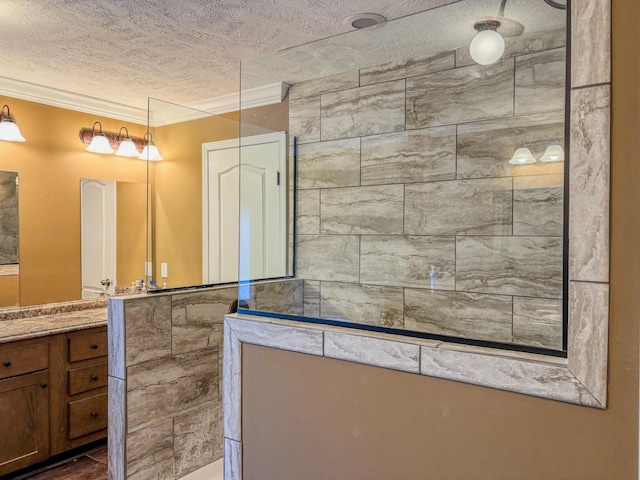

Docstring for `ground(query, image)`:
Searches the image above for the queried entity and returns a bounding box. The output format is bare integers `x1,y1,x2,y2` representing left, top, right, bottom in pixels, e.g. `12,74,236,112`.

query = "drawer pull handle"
3,361,11,367
41,383,47,389
90,412,99,419
91,344,99,350
91,375,99,381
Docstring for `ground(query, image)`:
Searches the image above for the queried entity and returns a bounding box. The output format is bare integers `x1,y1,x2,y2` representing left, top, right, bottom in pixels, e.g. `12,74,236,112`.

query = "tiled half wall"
107,280,303,480
290,27,567,350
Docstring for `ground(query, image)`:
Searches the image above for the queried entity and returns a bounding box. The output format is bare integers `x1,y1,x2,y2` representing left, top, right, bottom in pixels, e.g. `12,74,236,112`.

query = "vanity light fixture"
0,105,26,142
540,144,565,163
138,132,163,161
80,124,146,156
114,127,140,157
469,0,524,66
85,122,114,154
508,147,536,165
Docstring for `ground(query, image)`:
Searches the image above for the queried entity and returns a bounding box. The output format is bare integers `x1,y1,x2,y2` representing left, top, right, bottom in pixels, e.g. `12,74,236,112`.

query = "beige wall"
150,101,289,289
240,2,640,478
0,96,147,306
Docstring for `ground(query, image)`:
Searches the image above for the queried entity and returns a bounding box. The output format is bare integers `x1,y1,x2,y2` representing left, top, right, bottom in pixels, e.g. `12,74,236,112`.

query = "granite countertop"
0,308,108,345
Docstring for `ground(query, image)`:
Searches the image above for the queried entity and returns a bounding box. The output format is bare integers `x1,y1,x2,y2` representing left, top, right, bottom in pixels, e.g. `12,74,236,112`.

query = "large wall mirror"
0,100,148,309
238,0,570,355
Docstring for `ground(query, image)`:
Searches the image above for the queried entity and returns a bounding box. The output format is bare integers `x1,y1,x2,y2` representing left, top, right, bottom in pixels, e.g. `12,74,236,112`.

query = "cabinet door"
0,370,50,476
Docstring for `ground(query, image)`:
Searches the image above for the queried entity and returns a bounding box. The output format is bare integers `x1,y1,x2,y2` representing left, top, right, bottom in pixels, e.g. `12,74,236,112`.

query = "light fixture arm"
498,0,508,17
118,126,130,141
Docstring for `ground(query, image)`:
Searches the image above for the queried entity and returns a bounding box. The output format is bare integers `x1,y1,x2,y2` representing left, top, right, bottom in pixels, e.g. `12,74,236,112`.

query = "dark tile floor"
19,445,107,480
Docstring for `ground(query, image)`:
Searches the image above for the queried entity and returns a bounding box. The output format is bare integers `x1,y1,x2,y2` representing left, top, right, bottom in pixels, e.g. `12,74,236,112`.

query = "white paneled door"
202,132,287,284
80,178,116,298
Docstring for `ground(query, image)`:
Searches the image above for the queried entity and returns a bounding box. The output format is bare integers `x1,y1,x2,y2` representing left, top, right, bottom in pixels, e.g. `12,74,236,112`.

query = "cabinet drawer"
68,362,108,395
68,393,107,440
68,331,107,362
0,343,48,381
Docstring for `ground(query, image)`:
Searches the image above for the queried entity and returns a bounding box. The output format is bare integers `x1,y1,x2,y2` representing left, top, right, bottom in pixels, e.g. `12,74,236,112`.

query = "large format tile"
108,377,126,480
360,126,456,185
296,189,320,235
457,113,565,179
319,282,404,328
320,185,404,235
126,420,174,480
515,48,566,115
289,95,320,144
124,296,172,366
406,59,514,129
174,402,223,478
360,51,455,86
404,289,512,343
289,70,360,100
321,80,406,140
456,236,563,298
296,235,360,282
254,279,304,315
513,297,563,350
513,174,564,236
571,0,611,87
171,287,237,355
456,27,566,67
569,86,610,282
405,178,512,235
303,280,321,318
127,348,219,432
360,236,455,289
297,138,360,189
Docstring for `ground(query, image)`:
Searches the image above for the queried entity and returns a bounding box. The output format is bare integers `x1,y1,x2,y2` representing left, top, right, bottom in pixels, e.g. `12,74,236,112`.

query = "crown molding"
0,76,148,125
151,82,289,126
0,76,288,127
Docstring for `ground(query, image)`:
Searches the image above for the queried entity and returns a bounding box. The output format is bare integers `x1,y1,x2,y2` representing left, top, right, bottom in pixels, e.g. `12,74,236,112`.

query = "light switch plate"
161,263,168,278
145,262,153,276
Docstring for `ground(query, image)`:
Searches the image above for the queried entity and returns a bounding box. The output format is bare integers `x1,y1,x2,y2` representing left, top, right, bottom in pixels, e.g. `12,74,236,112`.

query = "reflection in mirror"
0,96,148,309
239,0,567,353
0,171,19,307
146,98,292,292
80,179,147,299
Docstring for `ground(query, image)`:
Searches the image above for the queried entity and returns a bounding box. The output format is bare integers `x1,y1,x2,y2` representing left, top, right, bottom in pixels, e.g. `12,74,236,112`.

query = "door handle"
100,279,111,287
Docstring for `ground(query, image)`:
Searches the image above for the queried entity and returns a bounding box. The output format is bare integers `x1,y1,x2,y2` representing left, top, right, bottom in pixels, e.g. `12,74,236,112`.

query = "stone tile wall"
290,28,567,350
108,279,303,480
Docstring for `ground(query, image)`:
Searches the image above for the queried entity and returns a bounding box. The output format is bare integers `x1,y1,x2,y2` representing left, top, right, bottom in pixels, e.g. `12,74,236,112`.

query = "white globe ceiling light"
470,29,505,66
469,0,524,66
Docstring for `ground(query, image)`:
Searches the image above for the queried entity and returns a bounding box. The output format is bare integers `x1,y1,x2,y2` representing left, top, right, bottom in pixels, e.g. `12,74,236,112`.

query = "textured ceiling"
0,0,461,110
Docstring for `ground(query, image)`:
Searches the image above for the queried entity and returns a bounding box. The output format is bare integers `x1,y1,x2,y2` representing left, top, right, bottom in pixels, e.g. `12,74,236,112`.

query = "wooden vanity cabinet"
50,326,108,455
0,338,50,477
0,325,108,476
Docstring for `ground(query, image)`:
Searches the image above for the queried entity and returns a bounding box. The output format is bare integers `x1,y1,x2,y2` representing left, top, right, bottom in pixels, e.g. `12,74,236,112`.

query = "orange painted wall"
0,96,147,306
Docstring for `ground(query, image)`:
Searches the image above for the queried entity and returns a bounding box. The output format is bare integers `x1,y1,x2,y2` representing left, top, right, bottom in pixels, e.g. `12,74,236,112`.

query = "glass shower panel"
239,0,567,353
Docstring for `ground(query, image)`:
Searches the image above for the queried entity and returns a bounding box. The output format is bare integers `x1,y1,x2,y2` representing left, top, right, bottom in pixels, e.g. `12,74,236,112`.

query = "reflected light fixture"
138,132,163,161
115,127,140,157
540,144,565,163
85,121,114,154
469,0,524,66
509,147,536,165
0,105,26,142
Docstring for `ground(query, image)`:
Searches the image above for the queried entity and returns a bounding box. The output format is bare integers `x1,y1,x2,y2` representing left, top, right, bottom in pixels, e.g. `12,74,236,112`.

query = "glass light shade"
469,30,505,65
540,144,565,163
508,147,536,165
86,134,114,154
0,120,26,142
138,143,163,161
115,138,140,157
